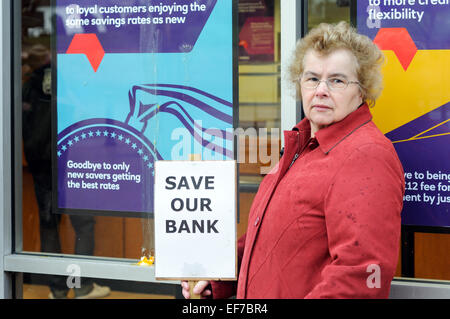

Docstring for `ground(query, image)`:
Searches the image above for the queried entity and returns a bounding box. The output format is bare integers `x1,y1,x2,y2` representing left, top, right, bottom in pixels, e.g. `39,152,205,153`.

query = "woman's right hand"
181,280,212,299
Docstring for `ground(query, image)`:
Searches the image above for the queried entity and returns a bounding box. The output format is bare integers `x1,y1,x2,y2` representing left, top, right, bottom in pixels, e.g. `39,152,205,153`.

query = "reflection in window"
238,0,281,185
22,273,178,299
308,0,351,30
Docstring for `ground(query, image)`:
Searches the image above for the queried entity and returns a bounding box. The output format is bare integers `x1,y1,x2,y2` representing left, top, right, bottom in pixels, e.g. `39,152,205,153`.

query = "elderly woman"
182,21,405,299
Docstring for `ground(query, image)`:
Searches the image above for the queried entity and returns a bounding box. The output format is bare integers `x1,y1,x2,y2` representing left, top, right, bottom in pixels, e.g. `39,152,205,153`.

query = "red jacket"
212,104,405,299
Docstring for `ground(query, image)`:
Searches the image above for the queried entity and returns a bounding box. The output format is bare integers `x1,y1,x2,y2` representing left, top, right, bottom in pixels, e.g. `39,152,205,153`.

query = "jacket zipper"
289,153,299,169
288,132,301,169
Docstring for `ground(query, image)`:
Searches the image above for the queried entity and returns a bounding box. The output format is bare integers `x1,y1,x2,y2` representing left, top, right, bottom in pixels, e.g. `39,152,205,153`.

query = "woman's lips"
312,104,332,111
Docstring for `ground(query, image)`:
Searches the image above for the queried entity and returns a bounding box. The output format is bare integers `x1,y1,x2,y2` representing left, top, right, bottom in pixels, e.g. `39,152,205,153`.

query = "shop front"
1,0,449,300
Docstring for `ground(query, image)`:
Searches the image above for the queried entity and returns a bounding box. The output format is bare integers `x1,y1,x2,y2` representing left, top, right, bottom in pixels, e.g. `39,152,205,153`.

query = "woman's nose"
315,80,330,96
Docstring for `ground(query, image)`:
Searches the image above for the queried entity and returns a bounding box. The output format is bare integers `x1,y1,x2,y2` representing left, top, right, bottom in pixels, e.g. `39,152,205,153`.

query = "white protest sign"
154,160,237,280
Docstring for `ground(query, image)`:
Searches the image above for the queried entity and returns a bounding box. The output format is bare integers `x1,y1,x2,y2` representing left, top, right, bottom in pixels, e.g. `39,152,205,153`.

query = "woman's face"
300,49,363,136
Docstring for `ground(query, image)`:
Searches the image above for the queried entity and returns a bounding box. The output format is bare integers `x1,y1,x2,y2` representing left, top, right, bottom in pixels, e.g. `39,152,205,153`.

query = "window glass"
20,0,281,267
22,0,155,261
20,0,245,298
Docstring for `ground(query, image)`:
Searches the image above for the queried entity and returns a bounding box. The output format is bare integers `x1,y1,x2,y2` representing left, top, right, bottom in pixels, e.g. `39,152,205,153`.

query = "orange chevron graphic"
374,28,418,71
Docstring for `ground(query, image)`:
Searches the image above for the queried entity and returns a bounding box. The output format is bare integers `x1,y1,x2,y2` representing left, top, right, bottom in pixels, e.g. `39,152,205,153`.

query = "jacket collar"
293,103,372,154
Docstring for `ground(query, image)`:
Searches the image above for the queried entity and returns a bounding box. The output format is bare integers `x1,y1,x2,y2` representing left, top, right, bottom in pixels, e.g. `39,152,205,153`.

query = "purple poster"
357,1,450,228
238,0,275,62
54,0,234,216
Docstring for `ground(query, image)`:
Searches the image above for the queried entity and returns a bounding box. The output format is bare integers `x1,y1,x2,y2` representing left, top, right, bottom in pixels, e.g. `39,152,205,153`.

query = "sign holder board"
154,160,237,286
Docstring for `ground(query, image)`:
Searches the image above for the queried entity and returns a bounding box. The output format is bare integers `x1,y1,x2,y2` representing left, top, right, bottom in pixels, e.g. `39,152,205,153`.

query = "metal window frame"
280,0,304,144
1,0,14,299
390,278,450,299
3,253,177,285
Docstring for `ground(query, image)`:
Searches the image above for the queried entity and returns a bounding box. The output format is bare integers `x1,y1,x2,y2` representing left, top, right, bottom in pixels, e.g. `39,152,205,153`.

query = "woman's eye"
307,77,319,82
329,77,345,84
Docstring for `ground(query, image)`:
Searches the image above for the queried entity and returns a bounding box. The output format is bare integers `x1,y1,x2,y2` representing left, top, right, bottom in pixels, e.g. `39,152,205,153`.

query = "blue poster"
54,0,235,215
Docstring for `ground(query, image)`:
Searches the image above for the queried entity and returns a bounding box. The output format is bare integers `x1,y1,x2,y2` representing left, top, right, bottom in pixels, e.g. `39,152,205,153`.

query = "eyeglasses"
299,75,360,91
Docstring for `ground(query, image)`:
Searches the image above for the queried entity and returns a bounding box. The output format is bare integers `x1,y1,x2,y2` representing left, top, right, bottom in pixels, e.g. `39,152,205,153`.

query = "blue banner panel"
54,0,234,215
